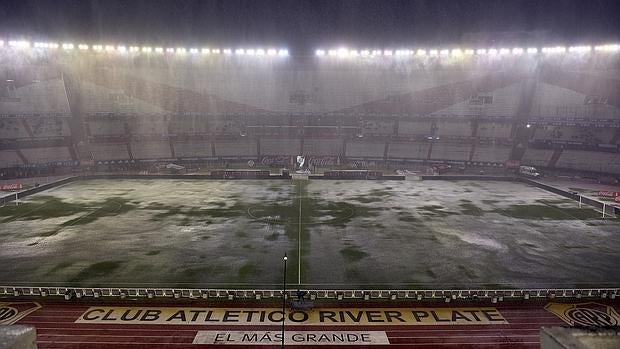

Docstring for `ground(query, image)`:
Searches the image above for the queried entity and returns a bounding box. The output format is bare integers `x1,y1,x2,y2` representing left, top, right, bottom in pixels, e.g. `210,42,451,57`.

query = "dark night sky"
0,0,618,53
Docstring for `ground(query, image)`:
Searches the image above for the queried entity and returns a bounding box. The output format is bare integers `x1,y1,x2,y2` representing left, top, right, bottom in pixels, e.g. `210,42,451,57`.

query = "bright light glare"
440,49,449,55
315,49,325,56
360,50,369,56
235,48,245,55
278,49,288,56
78,44,89,50
105,45,115,52
212,49,221,54
189,48,198,54
176,47,186,54
9,40,30,48
451,49,462,56
166,48,175,53
417,49,427,56
155,47,164,53
267,49,277,56
93,45,103,51
224,49,232,55
383,50,393,56
476,49,486,54
201,48,210,54
594,44,619,52
488,48,498,55
256,49,265,55
512,47,523,55
527,47,538,54
568,46,591,52
246,49,255,55
117,46,127,53
142,47,152,53
464,49,474,55
62,43,74,50
429,49,438,56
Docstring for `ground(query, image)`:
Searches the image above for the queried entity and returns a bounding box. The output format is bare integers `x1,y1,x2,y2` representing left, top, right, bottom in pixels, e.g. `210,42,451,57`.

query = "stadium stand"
0,79,70,115
130,140,172,159
214,140,258,157
173,141,213,158
521,148,555,167
435,120,473,138
397,120,433,136
477,122,512,139
430,82,522,118
555,150,620,174
430,142,471,161
472,144,512,163
260,138,301,155
387,142,430,160
28,116,71,138
0,118,27,139
304,138,343,156
87,119,126,136
0,150,23,168
20,146,72,164
89,143,130,161
345,141,385,158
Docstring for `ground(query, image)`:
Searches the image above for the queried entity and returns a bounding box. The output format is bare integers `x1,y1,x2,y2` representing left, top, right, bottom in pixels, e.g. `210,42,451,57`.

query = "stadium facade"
0,42,619,177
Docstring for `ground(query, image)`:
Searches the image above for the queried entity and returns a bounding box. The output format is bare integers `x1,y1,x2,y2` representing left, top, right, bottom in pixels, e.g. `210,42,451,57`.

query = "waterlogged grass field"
0,179,619,289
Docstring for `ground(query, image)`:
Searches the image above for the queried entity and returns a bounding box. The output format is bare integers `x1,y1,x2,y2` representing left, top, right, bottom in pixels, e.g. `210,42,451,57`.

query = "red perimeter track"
11,298,617,349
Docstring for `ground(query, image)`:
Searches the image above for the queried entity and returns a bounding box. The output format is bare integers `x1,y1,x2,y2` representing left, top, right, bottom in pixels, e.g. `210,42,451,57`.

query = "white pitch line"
298,183,302,284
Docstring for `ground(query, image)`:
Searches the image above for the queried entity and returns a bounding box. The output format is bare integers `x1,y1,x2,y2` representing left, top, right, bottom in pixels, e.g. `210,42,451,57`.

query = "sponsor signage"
0,183,23,191
0,302,41,325
545,302,620,327
193,331,390,345
598,191,620,198
76,307,507,326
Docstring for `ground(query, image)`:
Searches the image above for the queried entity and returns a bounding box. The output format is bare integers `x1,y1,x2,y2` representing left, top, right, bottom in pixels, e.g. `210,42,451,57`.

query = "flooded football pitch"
0,179,618,289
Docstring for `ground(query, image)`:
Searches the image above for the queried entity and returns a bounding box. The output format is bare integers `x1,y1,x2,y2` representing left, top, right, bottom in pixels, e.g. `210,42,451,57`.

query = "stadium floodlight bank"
2,37,619,58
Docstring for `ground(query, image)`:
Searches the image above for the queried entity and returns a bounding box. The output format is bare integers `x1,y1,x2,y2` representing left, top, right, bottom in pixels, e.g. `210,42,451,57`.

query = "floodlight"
429,49,438,56
189,48,198,54
117,46,127,53
256,48,265,55
451,49,462,56
417,49,427,56
499,48,510,54
212,49,221,54
372,49,382,56
328,49,337,56
315,49,325,56
34,42,48,48
595,44,620,52
62,43,74,50
201,48,210,54
488,48,498,55
0,40,3,47
105,45,115,52
383,50,393,56
142,47,152,53
527,47,538,54
176,47,186,54
464,49,474,55
155,47,164,53
93,45,103,51
166,48,175,53
9,41,30,48
512,47,523,54
476,48,486,54
49,43,59,49
360,50,369,56
568,46,591,53
278,49,288,56
440,49,449,55
349,49,358,56
128,46,139,52
78,44,89,50
246,49,255,55
223,48,232,54
235,48,245,55
337,48,348,57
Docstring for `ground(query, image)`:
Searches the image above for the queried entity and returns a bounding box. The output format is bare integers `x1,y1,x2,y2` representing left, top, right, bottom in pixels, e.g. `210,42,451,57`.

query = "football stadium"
1,1,620,348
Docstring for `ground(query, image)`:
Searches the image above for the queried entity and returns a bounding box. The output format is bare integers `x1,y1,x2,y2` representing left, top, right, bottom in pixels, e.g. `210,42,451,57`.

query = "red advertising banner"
598,191,620,198
0,183,22,191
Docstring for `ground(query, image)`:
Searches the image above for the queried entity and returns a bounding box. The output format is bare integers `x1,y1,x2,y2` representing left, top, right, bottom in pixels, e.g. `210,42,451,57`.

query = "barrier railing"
1,285,617,302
